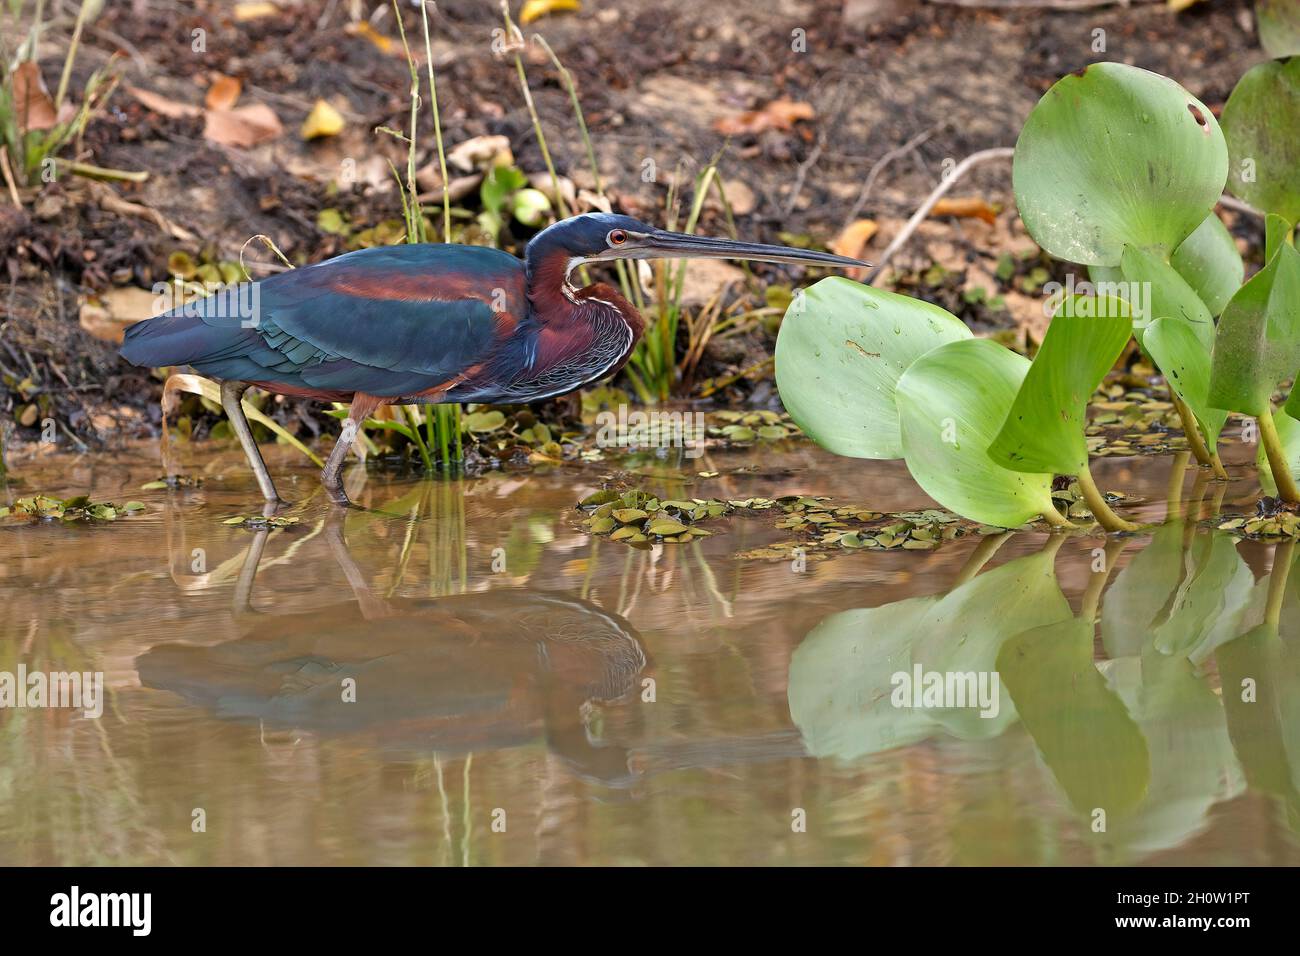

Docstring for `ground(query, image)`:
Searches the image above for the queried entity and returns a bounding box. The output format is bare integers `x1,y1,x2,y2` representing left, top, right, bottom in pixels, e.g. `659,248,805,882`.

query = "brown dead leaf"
345,21,396,55
13,62,58,133
520,0,581,24
203,103,283,148
831,219,878,260
714,99,815,137
205,74,243,112
80,287,163,344
128,86,203,119
234,1,280,19
929,197,999,226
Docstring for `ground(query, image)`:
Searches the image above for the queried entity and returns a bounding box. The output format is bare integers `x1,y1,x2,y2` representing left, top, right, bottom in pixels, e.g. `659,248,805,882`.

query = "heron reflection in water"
138,511,648,785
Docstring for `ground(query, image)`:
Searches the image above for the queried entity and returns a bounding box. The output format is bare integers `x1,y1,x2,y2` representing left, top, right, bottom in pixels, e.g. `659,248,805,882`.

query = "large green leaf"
989,296,1134,475
895,338,1058,527
774,277,971,459
1221,57,1300,223
1101,649,1243,856
1257,408,1300,497
1207,241,1300,416
914,546,1072,739
1170,214,1244,318
1101,525,1254,661
788,546,1071,759
1120,244,1214,346
1258,1,1300,58
1142,318,1230,446
998,617,1150,816
1013,62,1227,267
786,598,938,760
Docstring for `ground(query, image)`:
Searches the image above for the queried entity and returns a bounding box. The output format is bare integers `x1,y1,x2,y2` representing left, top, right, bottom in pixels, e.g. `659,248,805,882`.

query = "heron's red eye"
609,230,627,245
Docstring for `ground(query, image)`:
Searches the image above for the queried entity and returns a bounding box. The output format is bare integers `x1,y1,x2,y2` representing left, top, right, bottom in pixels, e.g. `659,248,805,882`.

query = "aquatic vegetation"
788,513,1298,856
1,494,145,522
778,59,1300,529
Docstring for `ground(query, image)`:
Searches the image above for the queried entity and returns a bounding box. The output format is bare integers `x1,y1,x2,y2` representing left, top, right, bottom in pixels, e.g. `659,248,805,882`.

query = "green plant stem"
1165,450,1190,520
500,3,570,221
951,531,1011,587
1170,393,1214,468
1038,504,1076,529
1080,539,1127,622
54,0,91,112
55,159,147,182
1258,406,1300,503
1265,538,1296,630
1077,463,1141,533
418,0,451,243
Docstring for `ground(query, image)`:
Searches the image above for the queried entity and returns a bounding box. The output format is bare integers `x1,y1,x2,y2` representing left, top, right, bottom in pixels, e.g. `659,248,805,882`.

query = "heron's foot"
260,498,290,519
322,474,352,508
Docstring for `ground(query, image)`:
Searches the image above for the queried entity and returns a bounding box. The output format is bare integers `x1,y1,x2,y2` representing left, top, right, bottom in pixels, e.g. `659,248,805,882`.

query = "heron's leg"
322,393,381,506
219,380,282,504
232,527,270,617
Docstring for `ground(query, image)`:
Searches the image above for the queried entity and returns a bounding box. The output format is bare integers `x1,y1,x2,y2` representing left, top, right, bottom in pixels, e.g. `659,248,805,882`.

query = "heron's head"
525,212,867,278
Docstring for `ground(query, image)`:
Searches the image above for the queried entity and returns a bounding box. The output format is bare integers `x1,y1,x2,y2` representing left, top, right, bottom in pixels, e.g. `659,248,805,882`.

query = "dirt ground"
0,0,1273,451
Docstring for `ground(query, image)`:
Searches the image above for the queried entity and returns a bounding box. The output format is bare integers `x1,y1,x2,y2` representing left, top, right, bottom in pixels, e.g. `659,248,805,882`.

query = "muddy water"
1,438,1298,866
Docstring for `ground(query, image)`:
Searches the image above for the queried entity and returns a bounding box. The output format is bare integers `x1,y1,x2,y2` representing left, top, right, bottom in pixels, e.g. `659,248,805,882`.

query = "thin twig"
865,146,1015,285
1217,193,1263,218
843,125,939,229
0,146,21,206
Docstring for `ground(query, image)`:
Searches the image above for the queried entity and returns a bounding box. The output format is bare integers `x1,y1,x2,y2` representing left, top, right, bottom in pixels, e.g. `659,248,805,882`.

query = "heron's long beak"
595,230,869,269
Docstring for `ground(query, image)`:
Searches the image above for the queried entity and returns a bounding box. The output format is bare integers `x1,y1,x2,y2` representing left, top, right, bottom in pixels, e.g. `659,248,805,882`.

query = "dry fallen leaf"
234,1,280,20
345,21,395,55
13,62,58,133
204,103,283,148
929,196,999,225
205,74,243,112
128,86,203,119
714,99,815,137
446,134,514,172
301,99,344,140
80,287,164,344
830,219,878,261
520,0,581,25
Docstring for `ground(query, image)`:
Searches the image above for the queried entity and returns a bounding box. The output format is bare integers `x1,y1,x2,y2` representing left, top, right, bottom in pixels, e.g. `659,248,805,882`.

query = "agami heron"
121,212,865,505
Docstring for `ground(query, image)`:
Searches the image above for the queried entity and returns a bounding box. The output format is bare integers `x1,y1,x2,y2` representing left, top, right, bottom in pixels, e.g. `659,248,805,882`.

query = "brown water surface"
2,440,1298,865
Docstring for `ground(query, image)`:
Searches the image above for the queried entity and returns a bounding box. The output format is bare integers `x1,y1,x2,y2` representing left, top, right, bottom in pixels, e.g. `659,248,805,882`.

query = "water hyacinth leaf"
1101,524,1254,661
1100,651,1244,855
1207,242,1300,417
775,276,971,459
1258,0,1300,57
1221,57,1300,223
1120,244,1213,347
989,296,1134,475
1142,318,1229,446
1169,214,1244,318
787,598,939,760
1013,62,1227,267
998,617,1150,816
1266,213,1294,264
914,545,1073,740
1257,409,1300,498
1088,263,1124,288
895,338,1057,528
788,545,1072,758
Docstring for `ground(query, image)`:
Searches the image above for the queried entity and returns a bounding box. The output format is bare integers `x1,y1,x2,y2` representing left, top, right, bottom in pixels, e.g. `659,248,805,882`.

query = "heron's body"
121,239,641,407
120,212,863,505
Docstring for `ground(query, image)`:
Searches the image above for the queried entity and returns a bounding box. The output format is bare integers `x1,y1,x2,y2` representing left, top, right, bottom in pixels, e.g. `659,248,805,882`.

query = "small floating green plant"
1,495,145,523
